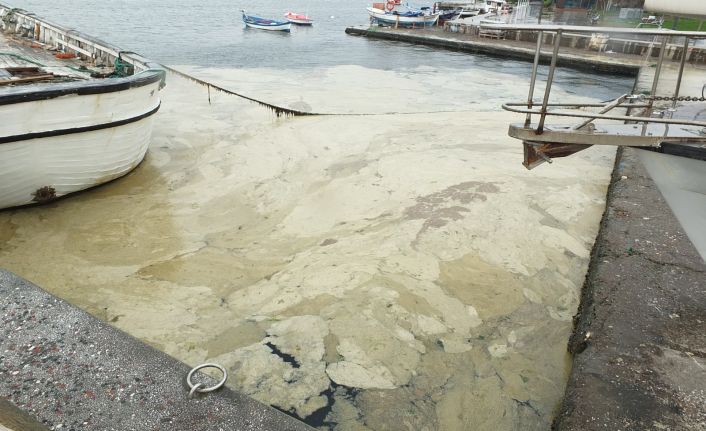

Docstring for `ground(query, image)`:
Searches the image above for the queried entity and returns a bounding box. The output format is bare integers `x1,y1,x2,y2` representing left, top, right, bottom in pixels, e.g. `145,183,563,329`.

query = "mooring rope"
162,65,479,117
163,65,318,117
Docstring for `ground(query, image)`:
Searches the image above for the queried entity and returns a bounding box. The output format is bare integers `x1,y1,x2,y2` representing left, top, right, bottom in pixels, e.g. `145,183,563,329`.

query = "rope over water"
161,65,481,117
163,65,319,117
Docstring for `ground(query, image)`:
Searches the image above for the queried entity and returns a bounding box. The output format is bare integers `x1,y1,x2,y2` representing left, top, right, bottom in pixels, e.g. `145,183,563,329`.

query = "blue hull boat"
241,11,292,32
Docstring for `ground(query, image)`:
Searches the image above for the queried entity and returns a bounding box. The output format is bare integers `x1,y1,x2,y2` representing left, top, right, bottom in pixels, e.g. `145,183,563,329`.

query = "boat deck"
2,31,62,66
0,32,46,64
0,32,110,83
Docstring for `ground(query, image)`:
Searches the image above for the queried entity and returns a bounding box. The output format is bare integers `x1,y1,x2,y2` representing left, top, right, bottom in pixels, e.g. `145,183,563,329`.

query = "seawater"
10,0,630,99
2,1,636,430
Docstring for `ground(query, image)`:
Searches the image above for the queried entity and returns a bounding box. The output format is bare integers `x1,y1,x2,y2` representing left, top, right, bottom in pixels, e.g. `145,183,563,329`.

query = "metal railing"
482,24,706,134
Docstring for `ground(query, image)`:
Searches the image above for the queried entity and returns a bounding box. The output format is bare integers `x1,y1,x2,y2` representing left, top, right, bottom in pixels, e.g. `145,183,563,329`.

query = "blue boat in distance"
241,11,292,32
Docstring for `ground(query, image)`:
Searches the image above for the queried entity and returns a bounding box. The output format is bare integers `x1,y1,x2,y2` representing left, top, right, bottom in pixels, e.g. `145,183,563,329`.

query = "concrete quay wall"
444,24,706,64
553,148,706,430
0,270,313,431
346,26,642,76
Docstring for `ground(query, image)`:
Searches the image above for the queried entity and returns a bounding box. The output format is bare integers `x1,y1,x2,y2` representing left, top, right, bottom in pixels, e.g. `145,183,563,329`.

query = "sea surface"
8,0,632,102
2,1,638,430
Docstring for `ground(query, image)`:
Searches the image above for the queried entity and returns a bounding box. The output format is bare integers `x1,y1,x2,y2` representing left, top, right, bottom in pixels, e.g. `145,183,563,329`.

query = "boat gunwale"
0,69,164,106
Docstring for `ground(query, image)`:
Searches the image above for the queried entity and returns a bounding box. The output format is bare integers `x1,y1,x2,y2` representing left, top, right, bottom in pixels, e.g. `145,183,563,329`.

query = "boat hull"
242,13,292,32
287,18,313,25
0,73,163,210
366,7,439,26
285,12,313,25
244,21,292,31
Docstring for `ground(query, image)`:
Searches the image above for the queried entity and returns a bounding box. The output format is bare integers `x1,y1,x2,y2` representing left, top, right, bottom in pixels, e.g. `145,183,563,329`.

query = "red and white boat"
284,11,313,25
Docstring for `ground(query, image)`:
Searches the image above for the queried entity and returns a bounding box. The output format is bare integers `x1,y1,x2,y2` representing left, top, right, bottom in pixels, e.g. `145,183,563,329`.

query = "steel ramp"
513,123,706,169
511,123,706,147
489,23,706,169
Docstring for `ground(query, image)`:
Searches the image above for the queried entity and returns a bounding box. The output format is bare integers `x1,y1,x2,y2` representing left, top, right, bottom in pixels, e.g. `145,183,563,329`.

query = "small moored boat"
242,11,292,32
285,11,313,25
367,5,440,27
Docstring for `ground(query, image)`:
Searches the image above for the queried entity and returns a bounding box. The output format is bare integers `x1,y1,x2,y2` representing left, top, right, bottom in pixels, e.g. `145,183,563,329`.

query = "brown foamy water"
0,66,616,430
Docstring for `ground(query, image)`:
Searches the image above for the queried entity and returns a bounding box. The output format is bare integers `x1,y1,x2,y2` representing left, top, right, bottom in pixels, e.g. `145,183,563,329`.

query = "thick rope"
163,65,318,117
162,65,479,117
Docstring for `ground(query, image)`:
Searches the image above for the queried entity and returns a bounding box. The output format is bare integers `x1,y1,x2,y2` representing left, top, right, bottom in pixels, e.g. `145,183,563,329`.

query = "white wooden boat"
367,7,440,27
0,6,165,210
242,11,292,32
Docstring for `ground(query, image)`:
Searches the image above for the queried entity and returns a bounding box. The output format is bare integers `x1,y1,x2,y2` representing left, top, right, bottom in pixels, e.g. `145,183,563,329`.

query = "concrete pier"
347,24,706,72
0,270,313,431
553,148,706,430
345,26,642,76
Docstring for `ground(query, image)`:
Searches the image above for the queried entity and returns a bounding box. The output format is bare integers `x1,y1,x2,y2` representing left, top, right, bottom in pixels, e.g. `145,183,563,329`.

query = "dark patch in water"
265,342,300,368
302,384,337,428
305,382,360,428
271,381,361,429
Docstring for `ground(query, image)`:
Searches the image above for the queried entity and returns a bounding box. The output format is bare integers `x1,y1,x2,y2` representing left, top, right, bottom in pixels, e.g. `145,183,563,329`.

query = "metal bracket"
523,141,591,170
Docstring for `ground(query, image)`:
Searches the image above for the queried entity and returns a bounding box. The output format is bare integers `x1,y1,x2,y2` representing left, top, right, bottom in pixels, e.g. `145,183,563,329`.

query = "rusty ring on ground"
186,363,228,398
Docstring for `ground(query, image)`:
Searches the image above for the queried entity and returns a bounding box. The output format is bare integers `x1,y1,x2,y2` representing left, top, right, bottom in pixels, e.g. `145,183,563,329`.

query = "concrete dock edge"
553,147,706,430
0,270,314,431
345,27,640,76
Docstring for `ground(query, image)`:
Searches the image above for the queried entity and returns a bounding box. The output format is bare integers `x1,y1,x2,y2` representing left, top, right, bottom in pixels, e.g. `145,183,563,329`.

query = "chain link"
648,95,706,102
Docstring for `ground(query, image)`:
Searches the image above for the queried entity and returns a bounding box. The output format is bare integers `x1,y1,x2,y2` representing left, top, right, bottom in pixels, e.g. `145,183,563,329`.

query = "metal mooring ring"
186,363,228,397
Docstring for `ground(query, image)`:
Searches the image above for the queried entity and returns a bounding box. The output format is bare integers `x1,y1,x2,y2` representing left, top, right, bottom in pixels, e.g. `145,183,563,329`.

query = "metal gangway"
483,24,706,169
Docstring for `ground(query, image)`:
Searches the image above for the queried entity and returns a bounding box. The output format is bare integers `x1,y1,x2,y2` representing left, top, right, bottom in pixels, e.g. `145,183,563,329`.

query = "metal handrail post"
525,30,544,127
537,29,562,134
642,35,668,135
672,36,690,109
649,36,668,109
